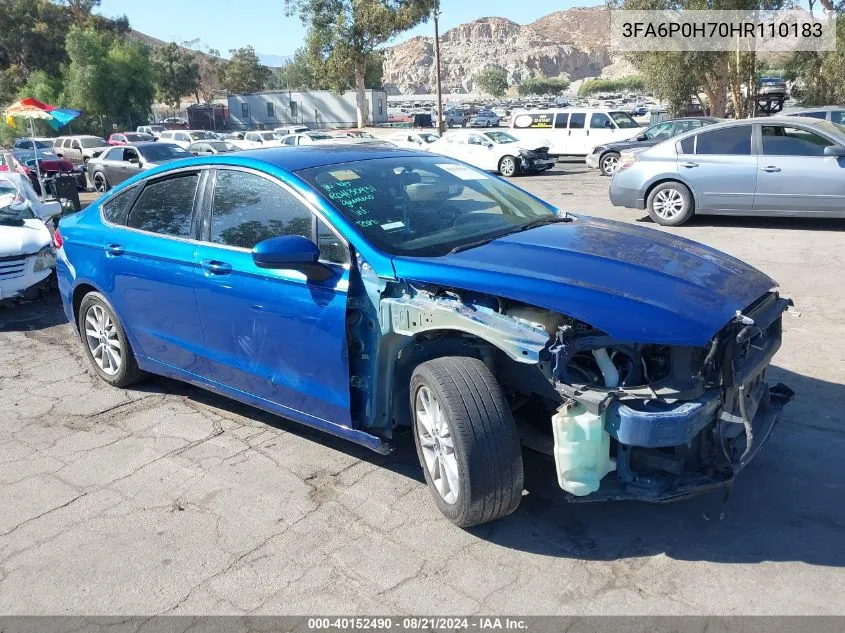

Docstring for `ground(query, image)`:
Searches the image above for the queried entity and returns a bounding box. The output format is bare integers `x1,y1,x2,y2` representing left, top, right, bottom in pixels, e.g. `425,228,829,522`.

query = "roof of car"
785,105,845,112
214,144,421,171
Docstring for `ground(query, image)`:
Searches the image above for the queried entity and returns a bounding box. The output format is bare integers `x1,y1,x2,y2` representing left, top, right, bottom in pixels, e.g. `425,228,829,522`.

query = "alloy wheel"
84,304,122,376
93,173,107,193
415,386,460,505
652,187,686,220
601,154,619,175
499,156,517,177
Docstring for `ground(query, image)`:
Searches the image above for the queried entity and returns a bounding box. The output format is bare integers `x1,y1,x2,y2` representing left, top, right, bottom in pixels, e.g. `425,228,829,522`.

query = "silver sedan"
609,116,845,226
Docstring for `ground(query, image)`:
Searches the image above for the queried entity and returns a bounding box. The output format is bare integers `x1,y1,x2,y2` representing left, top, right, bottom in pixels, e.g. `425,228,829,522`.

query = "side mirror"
823,145,845,157
191,151,198,156
636,134,649,141
38,200,63,221
252,235,332,281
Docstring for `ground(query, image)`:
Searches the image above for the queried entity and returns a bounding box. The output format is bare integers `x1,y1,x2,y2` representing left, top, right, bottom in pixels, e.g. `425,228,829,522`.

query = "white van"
509,108,643,156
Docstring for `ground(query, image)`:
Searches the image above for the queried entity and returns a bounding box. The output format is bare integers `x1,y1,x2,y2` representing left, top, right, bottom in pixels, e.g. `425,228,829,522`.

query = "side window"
569,113,586,129
72,140,82,150
761,125,833,156
590,113,612,129
104,147,123,160
468,135,485,145
695,126,751,155
677,135,696,154
554,113,569,129
831,111,845,125
317,218,348,264
127,173,198,238
123,148,139,162
647,121,674,140
101,186,138,225
210,170,313,249
283,136,297,146
797,111,826,120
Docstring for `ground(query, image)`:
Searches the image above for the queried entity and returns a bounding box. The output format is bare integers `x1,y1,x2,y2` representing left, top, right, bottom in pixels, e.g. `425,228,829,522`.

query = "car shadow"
141,364,845,568
635,213,845,231
0,287,68,331
10,297,844,567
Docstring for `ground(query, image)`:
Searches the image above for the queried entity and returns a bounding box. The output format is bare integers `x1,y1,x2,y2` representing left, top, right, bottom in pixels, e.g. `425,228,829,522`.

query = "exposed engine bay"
362,279,794,503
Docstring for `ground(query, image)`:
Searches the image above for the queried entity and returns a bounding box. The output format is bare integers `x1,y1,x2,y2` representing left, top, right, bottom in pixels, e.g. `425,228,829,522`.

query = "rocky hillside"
382,7,614,95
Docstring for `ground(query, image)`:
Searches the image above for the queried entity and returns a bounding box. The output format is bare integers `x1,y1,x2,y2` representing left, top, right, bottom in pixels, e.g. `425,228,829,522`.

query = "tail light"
53,227,63,249
616,151,639,173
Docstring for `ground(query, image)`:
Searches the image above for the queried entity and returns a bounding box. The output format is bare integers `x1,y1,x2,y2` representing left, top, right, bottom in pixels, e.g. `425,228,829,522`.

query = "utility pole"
433,0,445,135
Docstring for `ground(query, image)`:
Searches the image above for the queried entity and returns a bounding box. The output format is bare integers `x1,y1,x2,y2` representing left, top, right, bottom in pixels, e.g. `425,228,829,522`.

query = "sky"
96,0,585,65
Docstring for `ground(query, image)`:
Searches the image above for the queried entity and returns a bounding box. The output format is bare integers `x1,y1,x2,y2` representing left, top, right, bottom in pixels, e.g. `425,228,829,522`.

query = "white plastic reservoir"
552,402,616,496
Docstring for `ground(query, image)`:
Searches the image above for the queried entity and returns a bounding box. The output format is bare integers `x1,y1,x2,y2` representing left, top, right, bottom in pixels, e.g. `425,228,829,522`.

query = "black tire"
646,181,695,226
410,356,524,527
92,171,110,194
498,155,519,178
78,292,143,388
599,151,621,176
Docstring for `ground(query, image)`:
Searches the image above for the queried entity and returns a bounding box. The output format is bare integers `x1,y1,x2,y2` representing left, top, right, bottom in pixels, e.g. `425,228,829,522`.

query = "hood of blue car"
391,216,776,346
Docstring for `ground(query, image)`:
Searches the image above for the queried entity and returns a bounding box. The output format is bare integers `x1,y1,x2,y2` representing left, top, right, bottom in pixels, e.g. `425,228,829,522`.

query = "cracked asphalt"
1,163,844,615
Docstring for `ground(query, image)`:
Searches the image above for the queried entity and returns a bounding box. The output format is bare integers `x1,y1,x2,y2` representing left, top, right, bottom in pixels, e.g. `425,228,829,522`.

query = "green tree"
18,70,62,104
286,0,435,127
475,67,508,97
0,0,71,104
785,10,845,105
518,76,571,96
63,26,154,127
219,46,272,94
183,40,224,102
577,76,644,96
609,0,788,117
152,42,200,106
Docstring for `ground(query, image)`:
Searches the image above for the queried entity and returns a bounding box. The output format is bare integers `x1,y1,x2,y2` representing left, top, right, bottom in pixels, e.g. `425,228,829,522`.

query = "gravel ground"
1,162,844,615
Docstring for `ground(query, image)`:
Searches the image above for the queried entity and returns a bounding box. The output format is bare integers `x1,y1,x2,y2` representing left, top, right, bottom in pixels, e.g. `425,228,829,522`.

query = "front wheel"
647,181,695,226
498,155,519,178
599,152,620,176
411,357,524,527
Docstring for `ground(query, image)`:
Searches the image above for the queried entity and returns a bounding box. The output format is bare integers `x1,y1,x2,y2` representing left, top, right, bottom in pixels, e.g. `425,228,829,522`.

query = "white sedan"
427,130,556,177
387,131,440,150
229,131,285,150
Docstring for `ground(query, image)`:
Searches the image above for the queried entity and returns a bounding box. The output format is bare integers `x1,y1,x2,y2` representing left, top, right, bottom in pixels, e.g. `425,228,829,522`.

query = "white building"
227,89,389,129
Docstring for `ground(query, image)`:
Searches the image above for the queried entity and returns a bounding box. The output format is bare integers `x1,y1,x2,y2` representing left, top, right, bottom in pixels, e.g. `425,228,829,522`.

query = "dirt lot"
1,162,844,615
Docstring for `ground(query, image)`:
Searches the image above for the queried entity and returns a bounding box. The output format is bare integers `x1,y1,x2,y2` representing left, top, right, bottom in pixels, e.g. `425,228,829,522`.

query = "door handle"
200,259,232,275
681,162,699,168
105,244,124,256
761,166,781,173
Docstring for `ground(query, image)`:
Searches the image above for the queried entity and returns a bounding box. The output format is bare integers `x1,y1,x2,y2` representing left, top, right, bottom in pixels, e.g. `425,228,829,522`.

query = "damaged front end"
547,291,794,502
372,279,793,504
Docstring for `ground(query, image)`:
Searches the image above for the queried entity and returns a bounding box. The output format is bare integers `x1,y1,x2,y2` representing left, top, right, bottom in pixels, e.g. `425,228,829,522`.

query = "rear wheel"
93,171,109,194
78,292,143,387
647,181,694,226
411,357,523,527
498,155,519,177
599,152,620,176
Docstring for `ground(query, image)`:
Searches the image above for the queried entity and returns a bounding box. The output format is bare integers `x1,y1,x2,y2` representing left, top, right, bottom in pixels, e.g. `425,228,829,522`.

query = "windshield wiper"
511,214,574,234
447,236,499,255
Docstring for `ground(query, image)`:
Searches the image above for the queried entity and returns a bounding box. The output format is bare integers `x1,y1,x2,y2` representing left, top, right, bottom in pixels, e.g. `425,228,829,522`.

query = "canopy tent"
4,98,83,197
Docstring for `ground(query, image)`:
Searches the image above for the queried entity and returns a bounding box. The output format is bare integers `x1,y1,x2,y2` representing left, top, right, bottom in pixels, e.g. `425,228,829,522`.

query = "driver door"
192,167,352,426
110,147,141,185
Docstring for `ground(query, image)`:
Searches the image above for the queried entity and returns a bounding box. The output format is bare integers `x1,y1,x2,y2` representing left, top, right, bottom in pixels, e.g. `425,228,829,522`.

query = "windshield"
138,144,193,162
484,131,518,144
609,111,640,129
17,140,51,149
0,183,36,224
419,133,439,143
259,132,276,140
297,156,557,257
209,141,235,151
306,133,333,140
190,131,217,140
80,137,108,148
124,133,148,142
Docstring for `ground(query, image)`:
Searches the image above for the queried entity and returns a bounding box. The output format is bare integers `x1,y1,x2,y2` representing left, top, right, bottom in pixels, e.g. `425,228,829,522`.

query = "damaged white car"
0,173,60,301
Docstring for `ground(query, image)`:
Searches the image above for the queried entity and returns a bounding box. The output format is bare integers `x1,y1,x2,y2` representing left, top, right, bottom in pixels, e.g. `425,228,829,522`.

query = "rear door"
566,112,587,155
100,170,208,376
754,123,845,216
675,124,757,213
192,167,352,425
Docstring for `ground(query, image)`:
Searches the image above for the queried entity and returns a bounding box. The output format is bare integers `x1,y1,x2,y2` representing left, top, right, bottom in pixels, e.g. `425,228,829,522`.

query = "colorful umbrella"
4,98,83,198
4,97,82,131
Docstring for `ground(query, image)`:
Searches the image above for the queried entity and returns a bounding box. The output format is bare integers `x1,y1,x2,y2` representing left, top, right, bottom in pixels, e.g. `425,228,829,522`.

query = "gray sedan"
87,142,193,192
609,116,845,226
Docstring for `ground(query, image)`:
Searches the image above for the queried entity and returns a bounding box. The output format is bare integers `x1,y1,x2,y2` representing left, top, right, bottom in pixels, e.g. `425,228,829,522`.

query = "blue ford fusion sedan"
56,144,791,526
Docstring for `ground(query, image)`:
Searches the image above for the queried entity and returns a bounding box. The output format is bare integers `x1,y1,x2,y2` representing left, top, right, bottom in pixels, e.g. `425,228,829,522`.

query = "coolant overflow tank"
552,402,616,496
